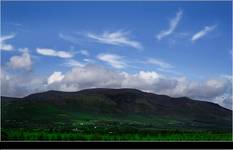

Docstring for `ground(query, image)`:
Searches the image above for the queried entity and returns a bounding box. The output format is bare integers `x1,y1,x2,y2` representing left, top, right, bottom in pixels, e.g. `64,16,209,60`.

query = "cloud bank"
1,64,232,109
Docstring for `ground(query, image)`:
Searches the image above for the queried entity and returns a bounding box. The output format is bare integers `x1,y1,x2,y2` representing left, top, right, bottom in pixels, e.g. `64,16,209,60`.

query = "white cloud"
163,77,231,102
8,50,32,70
48,72,64,84
87,31,143,49
121,71,176,93
97,53,126,69
146,58,174,69
48,64,124,91
191,25,216,42
36,48,74,58
156,10,183,40
138,71,160,80
0,34,15,51
64,59,85,67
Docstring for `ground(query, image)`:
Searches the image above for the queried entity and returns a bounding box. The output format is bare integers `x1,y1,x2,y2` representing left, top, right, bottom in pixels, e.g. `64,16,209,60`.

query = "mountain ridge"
2,88,227,108
1,88,232,131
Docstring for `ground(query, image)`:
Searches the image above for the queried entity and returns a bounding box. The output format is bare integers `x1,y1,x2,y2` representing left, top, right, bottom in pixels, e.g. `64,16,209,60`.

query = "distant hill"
1,88,232,131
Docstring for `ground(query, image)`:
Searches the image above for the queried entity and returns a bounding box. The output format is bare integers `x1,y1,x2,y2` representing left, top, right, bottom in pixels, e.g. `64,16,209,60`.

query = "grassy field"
2,112,232,141
2,128,232,141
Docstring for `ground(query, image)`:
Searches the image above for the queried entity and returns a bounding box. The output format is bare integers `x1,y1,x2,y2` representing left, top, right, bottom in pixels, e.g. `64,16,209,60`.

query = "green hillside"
1,88,232,141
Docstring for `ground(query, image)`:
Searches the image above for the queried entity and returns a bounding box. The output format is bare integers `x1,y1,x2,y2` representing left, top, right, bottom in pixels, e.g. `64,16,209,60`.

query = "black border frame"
1,141,233,149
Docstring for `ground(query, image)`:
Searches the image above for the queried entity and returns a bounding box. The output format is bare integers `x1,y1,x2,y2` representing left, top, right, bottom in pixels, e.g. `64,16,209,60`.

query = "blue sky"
1,1,232,109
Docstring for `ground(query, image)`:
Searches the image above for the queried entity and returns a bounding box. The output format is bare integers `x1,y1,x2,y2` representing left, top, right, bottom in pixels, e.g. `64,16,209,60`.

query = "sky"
1,1,232,109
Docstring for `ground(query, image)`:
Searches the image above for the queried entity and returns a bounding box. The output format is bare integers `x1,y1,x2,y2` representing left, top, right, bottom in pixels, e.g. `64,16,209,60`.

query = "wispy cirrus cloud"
59,33,80,44
146,58,174,69
0,34,15,51
86,30,143,49
156,10,183,40
191,25,216,42
64,59,86,67
157,67,182,76
97,53,127,69
36,48,74,58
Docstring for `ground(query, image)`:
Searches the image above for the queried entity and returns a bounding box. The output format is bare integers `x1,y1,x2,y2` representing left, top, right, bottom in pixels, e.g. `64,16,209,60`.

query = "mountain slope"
1,88,232,131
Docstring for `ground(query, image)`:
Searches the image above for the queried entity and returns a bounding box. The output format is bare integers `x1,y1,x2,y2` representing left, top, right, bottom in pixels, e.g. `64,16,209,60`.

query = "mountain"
1,88,232,132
